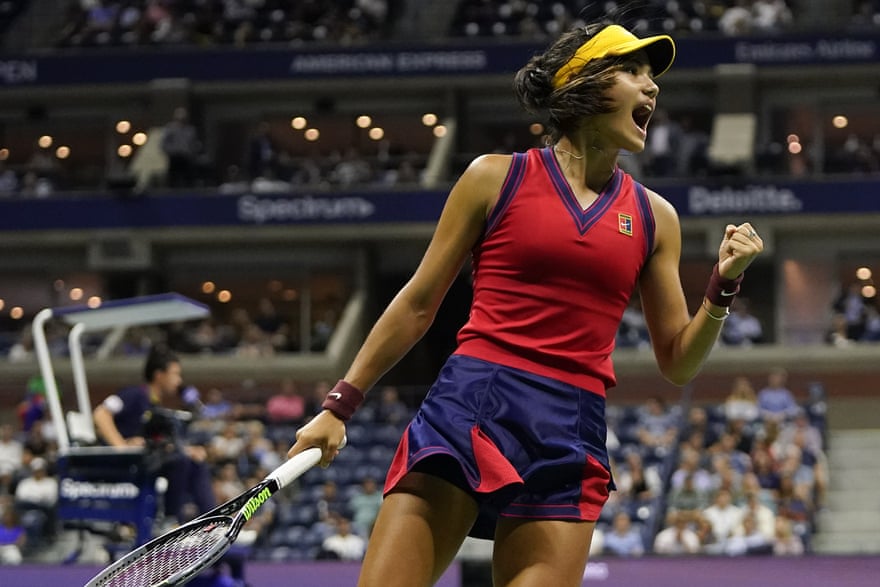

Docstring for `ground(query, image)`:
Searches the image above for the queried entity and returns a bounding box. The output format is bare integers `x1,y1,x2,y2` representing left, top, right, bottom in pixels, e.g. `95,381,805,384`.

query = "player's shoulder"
641,186,679,223
450,153,519,210
462,153,516,184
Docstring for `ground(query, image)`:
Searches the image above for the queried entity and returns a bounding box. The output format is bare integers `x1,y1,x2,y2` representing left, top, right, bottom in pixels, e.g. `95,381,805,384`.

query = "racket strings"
92,519,232,587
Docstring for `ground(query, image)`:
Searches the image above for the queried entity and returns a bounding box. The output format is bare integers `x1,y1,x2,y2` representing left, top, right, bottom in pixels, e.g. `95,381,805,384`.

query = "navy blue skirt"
384,354,614,539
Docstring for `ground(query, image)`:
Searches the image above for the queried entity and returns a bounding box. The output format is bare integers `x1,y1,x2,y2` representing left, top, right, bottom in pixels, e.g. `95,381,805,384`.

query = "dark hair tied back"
512,25,625,143
513,65,554,114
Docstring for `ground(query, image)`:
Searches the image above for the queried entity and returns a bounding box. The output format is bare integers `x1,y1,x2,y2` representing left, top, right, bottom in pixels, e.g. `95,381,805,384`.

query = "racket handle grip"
270,436,346,488
271,447,322,488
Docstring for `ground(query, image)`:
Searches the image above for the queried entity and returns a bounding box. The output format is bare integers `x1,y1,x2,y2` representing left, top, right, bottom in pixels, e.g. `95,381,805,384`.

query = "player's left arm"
638,190,763,385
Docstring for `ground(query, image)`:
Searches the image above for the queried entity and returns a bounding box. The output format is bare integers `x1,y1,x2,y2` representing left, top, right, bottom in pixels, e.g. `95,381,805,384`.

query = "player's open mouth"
632,104,653,132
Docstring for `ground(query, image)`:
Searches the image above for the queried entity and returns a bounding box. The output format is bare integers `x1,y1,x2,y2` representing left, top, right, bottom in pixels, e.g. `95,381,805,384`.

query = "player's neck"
553,138,617,193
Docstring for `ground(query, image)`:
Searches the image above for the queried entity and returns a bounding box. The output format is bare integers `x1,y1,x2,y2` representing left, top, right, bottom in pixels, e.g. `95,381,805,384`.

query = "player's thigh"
358,471,479,587
492,517,596,587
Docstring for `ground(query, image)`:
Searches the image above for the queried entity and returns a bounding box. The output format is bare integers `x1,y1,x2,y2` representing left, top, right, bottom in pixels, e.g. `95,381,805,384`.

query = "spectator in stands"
752,0,794,33
0,424,23,493
850,0,880,30
724,513,773,556
751,447,782,498
615,450,661,509
680,405,718,449
160,107,201,188
709,431,752,476
724,376,760,423
331,148,373,187
861,304,880,342
692,514,719,553
777,445,816,499
15,376,50,434
643,108,680,177
235,323,276,358
304,380,332,417
0,503,25,565
315,480,347,524
6,329,34,363
254,298,286,344
831,282,868,342
777,410,823,457
701,488,745,545
21,420,56,469
676,115,709,177
757,367,800,421
772,516,804,556
13,457,57,509
653,510,701,555
92,346,215,525
199,387,239,423
348,477,383,537
635,396,679,457
602,511,645,557
616,298,650,349
718,0,754,36
738,491,776,541
670,446,715,495
13,457,58,544
320,515,366,561
721,298,763,346
250,166,292,194
310,308,338,352
668,472,710,522
208,422,246,463
265,377,306,425
374,385,409,425
229,421,274,476
0,161,18,196
217,164,250,195
247,122,279,181
212,461,246,504
708,455,744,500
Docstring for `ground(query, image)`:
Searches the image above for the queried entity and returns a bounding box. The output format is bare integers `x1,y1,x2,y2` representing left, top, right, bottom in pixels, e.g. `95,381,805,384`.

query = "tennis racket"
84,440,343,587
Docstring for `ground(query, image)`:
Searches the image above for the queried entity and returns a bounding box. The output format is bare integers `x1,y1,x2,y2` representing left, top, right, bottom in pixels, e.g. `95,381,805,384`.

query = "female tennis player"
290,22,763,587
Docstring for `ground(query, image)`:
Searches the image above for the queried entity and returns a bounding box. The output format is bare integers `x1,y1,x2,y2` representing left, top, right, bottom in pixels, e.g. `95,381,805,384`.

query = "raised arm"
638,191,763,385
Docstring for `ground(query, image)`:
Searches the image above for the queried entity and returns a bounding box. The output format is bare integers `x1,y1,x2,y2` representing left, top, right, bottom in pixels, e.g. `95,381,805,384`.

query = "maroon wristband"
705,263,743,307
321,380,365,422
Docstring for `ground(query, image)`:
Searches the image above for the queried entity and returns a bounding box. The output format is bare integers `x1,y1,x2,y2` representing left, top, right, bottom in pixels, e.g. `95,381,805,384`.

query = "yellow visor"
552,25,676,89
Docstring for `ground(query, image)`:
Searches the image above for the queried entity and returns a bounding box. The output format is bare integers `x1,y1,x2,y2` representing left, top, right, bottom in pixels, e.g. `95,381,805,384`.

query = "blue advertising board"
0,177,877,232
0,32,877,87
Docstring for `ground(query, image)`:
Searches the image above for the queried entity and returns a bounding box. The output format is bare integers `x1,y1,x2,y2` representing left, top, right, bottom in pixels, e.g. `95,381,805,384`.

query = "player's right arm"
343,153,510,391
291,154,512,463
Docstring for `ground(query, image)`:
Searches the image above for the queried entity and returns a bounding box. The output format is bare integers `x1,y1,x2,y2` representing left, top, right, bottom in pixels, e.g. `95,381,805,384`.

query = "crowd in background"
55,0,395,48
3,294,344,363
3,102,880,200
0,2,875,198
8,274,880,365
44,0,879,49
0,365,825,566
449,0,797,39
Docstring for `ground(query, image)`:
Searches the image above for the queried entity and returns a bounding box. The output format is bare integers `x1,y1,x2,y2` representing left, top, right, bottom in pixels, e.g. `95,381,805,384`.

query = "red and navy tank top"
455,147,656,396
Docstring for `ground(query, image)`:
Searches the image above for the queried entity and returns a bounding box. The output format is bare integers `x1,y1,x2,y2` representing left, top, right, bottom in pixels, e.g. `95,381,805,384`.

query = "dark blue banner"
0,178,877,232
1,32,877,87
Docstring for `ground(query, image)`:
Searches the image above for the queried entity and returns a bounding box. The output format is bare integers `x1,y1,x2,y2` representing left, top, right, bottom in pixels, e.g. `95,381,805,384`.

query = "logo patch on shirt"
618,213,633,236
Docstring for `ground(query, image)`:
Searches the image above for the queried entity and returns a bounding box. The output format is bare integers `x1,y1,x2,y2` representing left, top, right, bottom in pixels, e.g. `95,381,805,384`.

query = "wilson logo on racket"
242,487,272,521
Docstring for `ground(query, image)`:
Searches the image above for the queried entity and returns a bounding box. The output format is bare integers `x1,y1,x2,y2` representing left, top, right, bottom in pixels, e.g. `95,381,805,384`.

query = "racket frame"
84,446,324,587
